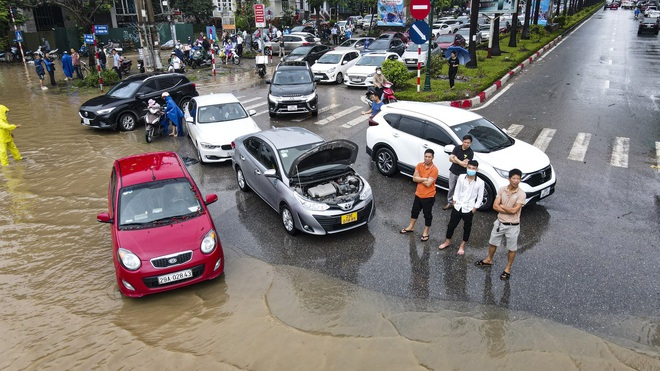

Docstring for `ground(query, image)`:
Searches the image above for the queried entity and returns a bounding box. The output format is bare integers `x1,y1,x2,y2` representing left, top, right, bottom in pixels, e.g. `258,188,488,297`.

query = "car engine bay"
296,174,363,204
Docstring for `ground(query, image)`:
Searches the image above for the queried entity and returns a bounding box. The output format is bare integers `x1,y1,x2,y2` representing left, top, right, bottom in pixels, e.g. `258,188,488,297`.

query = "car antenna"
150,166,156,181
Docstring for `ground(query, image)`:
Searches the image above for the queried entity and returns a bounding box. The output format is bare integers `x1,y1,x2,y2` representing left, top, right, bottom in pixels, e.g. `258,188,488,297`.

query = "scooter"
225,48,240,65
255,55,268,77
145,105,166,143
366,82,397,104
120,57,132,75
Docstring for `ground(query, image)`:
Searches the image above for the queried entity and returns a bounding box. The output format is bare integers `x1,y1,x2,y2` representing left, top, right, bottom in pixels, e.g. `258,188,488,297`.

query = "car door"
420,122,455,187
134,79,160,117
341,51,359,73
184,99,198,145
387,114,425,174
239,137,280,209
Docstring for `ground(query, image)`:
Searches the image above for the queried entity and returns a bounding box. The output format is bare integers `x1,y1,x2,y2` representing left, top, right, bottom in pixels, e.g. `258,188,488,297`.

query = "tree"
170,0,214,24
13,0,113,32
1,0,9,50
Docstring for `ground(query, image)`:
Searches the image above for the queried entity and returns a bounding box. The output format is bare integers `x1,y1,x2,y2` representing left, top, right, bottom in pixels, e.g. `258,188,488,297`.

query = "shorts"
38,74,45,80
488,220,520,251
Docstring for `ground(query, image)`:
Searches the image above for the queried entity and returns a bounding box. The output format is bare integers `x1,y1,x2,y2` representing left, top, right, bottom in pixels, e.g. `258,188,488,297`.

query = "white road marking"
254,110,268,117
656,142,660,170
605,80,610,89
313,106,362,126
342,115,367,128
291,104,341,122
506,124,524,138
608,60,612,65
241,97,262,104
471,84,513,110
532,128,556,152
610,137,629,168
245,101,267,110
568,133,592,162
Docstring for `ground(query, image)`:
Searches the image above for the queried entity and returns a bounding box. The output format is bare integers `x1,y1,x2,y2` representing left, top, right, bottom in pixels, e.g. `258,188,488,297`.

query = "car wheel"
477,179,495,211
145,126,154,143
375,147,398,176
280,204,299,235
311,109,318,117
236,166,251,192
118,112,137,131
335,72,344,84
179,96,191,111
269,112,276,118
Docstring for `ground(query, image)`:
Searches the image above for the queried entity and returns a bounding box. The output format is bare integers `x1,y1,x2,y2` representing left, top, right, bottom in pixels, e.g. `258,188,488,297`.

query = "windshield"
338,39,356,47
436,34,455,42
118,178,202,228
273,70,312,84
106,80,142,98
406,43,430,51
278,141,323,175
356,55,386,66
450,118,513,153
367,40,390,50
291,26,306,32
317,53,342,64
197,102,248,123
290,46,313,55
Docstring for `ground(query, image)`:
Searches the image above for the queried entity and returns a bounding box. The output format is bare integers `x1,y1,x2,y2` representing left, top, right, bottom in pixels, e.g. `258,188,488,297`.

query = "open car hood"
288,140,358,178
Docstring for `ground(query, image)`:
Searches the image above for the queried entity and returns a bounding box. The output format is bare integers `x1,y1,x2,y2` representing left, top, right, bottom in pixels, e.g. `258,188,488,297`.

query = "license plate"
351,77,362,82
540,187,550,199
341,212,358,224
314,74,323,78
406,59,415,63
157,269,193,285
82,118,91,126
287,105,298,111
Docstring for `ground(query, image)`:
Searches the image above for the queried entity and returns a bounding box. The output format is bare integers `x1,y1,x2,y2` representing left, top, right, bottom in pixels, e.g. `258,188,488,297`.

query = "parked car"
266,61,319,117
479,24,492,40
79,73,198,131
365,102,556,210
336,20,348,33
347,15,363,25
311,49,361,83
344,52,404,87
638,16,659,34
361,14,377,29
282,44,333,65
231,127,375,235
401,41,441,68
362,37,406,56
643,4,657,14
184,94,261,164
96,151,224,297
456,28,482,46
433,22,460,36
435,33,467,50
378,31,410,43
335,37,376,51
291,25,316,34
264,33,321,55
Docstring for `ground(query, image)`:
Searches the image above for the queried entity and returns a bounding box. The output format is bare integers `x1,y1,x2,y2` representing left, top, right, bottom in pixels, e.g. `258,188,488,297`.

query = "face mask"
376,71,381,75
466,169,477,176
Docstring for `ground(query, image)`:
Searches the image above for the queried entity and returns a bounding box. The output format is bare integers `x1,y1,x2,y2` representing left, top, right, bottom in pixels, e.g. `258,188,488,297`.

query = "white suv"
365,102,556,210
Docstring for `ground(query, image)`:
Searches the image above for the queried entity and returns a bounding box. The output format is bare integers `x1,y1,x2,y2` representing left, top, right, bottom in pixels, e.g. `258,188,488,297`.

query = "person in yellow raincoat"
0,105,23,166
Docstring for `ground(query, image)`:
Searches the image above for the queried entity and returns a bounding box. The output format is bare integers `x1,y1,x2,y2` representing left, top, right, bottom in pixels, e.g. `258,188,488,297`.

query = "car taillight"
368,118,379,126
302,42,311,45
231,141,235,149
192,83,197,88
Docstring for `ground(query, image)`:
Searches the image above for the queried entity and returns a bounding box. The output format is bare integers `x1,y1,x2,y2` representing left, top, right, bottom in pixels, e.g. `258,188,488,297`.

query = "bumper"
313,72,336,83
199,145,234,163
269,96,318,115
344,75,373,86
294,199,376,235
524,182,556,204
80,112,116,130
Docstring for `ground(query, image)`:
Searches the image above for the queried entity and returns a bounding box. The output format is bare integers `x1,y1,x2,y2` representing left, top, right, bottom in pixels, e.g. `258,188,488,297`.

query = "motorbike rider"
372,66,390,100
169,51,182,73
634,7,641,18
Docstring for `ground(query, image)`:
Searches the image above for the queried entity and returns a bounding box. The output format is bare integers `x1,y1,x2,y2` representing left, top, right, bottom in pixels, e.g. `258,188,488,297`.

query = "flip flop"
420,235,429,242
500,271,511,280
474,260,493,267
399,229,413,234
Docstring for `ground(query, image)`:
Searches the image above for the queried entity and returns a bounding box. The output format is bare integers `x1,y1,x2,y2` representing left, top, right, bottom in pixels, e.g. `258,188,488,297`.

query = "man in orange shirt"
400,149,438,242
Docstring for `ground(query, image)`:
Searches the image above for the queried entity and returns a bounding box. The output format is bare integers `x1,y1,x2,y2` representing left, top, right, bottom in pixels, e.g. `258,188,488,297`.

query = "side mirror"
443,144,455,155
97,212,113,223
185,117,193,123
263,169,277,177
342,60,348,65
248,109,257,116
205,194,218,205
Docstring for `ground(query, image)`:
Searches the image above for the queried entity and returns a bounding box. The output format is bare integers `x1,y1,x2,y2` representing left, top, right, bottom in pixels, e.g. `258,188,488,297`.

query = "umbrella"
444,46,471,65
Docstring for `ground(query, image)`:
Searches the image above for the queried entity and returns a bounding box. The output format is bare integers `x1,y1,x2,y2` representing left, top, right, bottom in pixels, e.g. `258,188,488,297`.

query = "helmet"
162,92,170,98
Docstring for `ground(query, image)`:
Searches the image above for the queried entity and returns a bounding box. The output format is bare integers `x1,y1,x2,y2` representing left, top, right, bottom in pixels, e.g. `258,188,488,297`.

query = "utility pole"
134,0,152,71
144,0,164,70
423,0,434,91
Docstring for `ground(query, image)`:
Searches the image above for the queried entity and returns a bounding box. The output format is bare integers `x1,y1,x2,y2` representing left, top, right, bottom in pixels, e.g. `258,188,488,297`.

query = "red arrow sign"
410,0,431,20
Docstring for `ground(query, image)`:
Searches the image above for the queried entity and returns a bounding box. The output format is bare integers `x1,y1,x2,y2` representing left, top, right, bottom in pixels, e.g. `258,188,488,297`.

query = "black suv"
638,17,659,35
79,73,198,131
266,61,320,118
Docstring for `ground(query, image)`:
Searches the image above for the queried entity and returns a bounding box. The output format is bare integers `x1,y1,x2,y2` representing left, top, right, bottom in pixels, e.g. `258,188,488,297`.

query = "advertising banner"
536,0,551,25
479,0,519,14
377,0,406,26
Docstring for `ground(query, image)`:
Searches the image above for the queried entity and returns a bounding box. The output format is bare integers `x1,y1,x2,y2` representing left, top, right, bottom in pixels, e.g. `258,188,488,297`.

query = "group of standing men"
399,136,526,281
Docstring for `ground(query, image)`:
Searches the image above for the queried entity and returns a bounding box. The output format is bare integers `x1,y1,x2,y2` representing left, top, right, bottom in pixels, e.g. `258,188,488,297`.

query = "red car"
97,151,224,297
436,33,467,51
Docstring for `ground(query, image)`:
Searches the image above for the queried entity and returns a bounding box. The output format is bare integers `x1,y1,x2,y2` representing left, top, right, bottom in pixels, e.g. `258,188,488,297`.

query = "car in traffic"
344,52,404,87
433,22,460,36
365,102,556,210
263,33,321,55
436,33,467,50
311,49,361,83
335,37,376,51
79,73,198,131
378,31,410,44
456,28,483,46
638,16,659,34
231,127,375,235
361,14,377,29
401,41,441,68
362,37,406,56
291,25,316,34
336,20,348,33
266,61,319,117
183,94,260,164
282,44,333,65
96,151,224,297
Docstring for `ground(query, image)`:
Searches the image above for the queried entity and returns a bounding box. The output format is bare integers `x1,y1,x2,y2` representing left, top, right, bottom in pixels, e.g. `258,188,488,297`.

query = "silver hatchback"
231,127,375,235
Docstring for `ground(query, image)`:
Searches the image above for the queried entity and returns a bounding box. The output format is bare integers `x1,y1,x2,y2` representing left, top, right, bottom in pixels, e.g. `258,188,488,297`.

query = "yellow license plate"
341,212,358,224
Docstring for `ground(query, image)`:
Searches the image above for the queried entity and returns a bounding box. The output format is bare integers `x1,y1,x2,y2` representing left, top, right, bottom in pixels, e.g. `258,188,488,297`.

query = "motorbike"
79,44,90,57
255,55,268,78
104,39,123,55
189,48,212,69
119,57,132,75
225,48,240,65
366,82,397,104
137,59,145,73
144,105,167,143
36,46,59,59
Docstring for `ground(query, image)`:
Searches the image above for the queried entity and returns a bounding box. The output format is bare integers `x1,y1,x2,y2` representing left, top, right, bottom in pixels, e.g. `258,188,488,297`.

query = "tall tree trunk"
508,10,518,47
491,15,501,56
521,0,533,39
466,0,480,68
534,0,542,24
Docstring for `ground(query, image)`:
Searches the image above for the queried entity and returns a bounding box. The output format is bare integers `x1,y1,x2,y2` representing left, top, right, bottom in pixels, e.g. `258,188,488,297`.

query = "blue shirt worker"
361,92,384,117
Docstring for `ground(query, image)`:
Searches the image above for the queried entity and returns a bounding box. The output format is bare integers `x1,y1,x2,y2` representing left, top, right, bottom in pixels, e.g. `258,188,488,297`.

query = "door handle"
392,132,399,137
423,143,429,148
240,155,245,161
255,169,262,175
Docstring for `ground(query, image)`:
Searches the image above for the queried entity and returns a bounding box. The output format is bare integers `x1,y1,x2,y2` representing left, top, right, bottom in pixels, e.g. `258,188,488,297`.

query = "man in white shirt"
438,160,484,255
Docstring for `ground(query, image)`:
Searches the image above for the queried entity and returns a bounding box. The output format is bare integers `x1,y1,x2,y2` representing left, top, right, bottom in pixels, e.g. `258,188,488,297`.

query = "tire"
375,147,398,176
178,96,191,111
233,55,240,65
265,48,272,56
145,126,154,143
258,68,266,78
117,112,137,131
236,166,250,191
477,179,495,211
191,60,198,69
81,67,89,79
280,204,299,235
335,72,344,84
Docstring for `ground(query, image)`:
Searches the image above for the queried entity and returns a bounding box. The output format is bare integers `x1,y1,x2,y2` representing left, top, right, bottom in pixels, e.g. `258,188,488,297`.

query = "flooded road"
0,61,659,370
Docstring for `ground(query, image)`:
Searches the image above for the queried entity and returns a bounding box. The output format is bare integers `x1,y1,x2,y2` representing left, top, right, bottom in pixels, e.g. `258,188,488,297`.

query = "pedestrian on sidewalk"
438,160,484,255
444,134,473,210
0,105,23,167
400,149,438,242
61,51,74,81
448,51,459,89
71,48,83,79
43,53,57,86
474,168,526,281
331,25,339,45
34,54,47,90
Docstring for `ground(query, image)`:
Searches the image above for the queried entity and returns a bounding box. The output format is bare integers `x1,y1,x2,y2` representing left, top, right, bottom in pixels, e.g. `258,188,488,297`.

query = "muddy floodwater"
0,63,658,370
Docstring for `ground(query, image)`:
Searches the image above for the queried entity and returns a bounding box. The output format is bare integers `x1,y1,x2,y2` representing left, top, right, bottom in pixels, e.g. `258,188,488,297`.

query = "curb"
448,35,563,109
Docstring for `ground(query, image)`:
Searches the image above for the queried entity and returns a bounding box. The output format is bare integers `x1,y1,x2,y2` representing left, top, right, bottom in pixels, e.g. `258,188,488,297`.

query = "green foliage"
529,25,548,38
428,54,444,78
381,59,409,89
552,15,567,27
74,69,120,88
171,0,214,24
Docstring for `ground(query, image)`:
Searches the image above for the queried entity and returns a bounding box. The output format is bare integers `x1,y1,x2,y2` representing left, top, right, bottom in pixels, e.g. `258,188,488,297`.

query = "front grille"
142,264,205,288
315,73,329,80
79,111,97,120
150,250,193,268
221,144,232,150
313,201,373,232
523,165,552,187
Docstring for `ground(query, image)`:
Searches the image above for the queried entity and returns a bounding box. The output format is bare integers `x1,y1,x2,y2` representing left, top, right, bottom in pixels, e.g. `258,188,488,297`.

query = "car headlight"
327,67,336,73
301,93,316,102
118,248,141,271
494,167,527,179
359,181,372,200
200,142,221,149
367,73,375,77
268,94,285,103
201,229,217,254
294,192,330,211
97,107,116,115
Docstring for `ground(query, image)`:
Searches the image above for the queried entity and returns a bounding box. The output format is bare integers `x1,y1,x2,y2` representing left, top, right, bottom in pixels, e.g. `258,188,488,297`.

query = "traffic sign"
93,25,109,35
408,20,431,45
15,31,23,43
410,0,431,20
254,4,266,28
84,34,95,44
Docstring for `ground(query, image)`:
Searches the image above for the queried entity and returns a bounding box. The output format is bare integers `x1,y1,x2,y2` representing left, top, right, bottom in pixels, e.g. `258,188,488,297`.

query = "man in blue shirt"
361,92,383,117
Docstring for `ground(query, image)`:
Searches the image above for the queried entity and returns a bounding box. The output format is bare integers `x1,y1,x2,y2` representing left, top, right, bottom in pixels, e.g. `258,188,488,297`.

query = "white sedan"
311,49,361,84
401,41,441,68
184,94,261,164
344,52,404,87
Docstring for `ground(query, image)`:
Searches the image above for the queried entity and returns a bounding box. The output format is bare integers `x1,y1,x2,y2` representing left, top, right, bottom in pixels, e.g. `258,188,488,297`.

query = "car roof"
276,60,311,70
116,151,187,187
380,101,484,127
323,49,358,56
257,127,323,149
193,93,240,106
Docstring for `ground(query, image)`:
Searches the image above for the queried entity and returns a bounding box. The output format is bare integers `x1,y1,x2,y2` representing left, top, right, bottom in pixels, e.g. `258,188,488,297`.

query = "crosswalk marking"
610,137,629,168
241,97,262,104
568,133,591,162
342,115,367,128
245,101,267,110
507,124,524,138
533,128,556,152
254,110,268,117
291,104,341,122
314,106,362,126
656,142,660,170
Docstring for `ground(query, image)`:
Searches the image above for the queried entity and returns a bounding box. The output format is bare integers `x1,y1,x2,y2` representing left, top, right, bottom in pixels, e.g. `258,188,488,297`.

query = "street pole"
423,0,434,91
145,0,163,70
466,0,480,68
8,6,26,66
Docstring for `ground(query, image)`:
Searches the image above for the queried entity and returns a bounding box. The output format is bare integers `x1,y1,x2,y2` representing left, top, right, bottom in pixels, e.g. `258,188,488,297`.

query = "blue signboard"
94,25,109,35
84,34,95,44
408,20,431,45
377,0,406,26
206,26,217,42
15,31,23,43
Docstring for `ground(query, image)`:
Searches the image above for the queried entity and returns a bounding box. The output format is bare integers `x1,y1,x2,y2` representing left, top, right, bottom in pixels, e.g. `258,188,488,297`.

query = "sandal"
399,228,413,234
500,271,511,280
420,235,429,242
474,260,493,267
